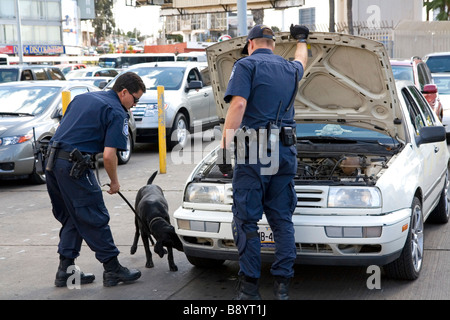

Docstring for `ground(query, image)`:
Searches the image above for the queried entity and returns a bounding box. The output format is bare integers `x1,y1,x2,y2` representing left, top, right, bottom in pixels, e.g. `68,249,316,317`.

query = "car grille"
295,185,328,208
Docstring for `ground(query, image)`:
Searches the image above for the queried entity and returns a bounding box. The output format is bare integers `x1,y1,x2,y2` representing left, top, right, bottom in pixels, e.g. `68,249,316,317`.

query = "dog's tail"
147,171,158,185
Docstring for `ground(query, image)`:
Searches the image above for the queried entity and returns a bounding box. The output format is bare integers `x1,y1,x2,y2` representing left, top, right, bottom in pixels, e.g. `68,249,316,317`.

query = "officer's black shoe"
54,255,95,287
273,276,290,300
234,276,262,300
102,256,141,287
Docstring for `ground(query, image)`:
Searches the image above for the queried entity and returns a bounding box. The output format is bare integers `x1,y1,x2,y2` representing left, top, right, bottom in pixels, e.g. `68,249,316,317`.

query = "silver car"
0,81,99,184
105,61,218,150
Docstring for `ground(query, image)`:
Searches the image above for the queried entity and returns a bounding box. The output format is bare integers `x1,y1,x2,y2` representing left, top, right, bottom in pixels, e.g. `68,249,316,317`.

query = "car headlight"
185,183,225,204
141,103,168,117
0,134,33,147
328,187,381,208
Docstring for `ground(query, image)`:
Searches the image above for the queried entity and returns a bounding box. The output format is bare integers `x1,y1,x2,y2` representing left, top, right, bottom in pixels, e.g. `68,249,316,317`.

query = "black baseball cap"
242,24,276,55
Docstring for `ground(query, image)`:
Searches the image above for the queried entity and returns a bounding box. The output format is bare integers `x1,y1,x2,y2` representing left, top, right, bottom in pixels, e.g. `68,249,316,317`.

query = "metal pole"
237,0,248,37
157,85,167,174
15,0,24,64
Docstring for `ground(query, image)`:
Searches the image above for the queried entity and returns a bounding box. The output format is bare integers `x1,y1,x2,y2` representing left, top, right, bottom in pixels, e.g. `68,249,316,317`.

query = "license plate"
258,225,275,249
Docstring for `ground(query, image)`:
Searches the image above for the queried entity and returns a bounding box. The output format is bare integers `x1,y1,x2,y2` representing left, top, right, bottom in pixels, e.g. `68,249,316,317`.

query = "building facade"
0,0,95,56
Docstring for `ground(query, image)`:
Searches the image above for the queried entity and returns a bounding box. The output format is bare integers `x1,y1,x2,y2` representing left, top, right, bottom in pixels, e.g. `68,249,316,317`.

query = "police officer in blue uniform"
218,24,309,299
46,72,146,287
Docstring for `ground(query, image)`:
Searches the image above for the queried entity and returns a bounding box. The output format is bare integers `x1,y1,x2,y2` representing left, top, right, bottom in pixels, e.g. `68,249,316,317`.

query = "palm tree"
424,0,450,20
329,0,335,32
347,0,354,35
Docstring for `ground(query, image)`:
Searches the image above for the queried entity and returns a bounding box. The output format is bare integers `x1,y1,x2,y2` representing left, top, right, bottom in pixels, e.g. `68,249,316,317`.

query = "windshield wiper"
0,112,34,117
298,136,358,143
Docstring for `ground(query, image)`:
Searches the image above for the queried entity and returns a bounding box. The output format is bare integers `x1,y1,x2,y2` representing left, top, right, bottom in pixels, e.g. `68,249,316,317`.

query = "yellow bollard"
61,90,71,116
157,85,167,174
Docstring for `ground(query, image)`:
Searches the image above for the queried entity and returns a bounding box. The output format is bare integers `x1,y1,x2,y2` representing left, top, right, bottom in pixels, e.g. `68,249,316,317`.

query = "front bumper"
172,206,411,266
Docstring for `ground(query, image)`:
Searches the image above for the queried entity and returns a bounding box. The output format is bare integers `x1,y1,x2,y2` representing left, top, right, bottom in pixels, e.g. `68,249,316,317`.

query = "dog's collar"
149,216,166,232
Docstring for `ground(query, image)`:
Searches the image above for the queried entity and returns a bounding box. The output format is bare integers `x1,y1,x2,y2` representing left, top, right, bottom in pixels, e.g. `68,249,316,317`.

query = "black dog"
130,171,183,271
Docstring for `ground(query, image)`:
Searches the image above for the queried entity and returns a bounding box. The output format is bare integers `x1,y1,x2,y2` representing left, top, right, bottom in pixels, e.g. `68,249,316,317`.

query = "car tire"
186,255,225,268
28,166,46,185
117,131,133,165
428,171,450,224
384,196,424,280
168,113,189,151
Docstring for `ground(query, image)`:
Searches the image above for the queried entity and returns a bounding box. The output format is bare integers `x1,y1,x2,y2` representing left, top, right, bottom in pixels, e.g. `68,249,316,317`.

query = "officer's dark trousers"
46,158,119,263
232,144,297,279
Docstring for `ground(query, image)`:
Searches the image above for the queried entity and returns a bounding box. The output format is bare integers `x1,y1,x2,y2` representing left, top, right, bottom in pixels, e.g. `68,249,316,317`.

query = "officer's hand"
217,148,233,177
107,181,120,194
290,24,309,42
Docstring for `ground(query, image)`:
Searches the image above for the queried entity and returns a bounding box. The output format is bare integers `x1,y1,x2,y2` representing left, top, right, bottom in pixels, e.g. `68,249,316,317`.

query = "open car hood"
206,32,405,140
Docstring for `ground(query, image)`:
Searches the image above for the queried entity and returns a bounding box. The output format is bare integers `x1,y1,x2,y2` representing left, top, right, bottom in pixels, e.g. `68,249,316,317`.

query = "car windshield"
109,67,185,90
0,69,20,83
0,86,60,115
296,123,400,145
392,65,414,82
426,56,450,73
434,76,450,95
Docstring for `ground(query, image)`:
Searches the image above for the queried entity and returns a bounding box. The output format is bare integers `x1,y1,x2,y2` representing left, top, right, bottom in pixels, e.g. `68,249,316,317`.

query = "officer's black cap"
242,24,276,55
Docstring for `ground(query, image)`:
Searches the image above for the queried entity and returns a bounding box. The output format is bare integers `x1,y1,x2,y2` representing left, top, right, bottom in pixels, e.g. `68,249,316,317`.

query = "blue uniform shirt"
51,89,129,154
224,48,303,129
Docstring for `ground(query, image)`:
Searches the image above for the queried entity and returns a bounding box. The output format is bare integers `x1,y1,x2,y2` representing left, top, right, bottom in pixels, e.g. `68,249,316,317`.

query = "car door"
405,85,447,213
200,67,219,125
185,67,210,126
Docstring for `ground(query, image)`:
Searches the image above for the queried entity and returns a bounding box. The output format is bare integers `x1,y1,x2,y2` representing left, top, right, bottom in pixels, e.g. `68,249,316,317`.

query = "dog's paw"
130,246,137,255
169,264,178,272
145,260,154,268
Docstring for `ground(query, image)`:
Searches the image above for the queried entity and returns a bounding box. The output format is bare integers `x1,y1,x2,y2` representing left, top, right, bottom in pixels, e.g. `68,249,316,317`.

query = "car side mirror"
98,81,107,89
416,125,446,146
51,107,63,120
185,80,203,92
422,84,438,94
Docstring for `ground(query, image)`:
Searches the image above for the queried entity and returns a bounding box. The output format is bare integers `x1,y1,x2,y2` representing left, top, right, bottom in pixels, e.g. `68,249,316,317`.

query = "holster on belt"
45,141,61,172
69,148,92,179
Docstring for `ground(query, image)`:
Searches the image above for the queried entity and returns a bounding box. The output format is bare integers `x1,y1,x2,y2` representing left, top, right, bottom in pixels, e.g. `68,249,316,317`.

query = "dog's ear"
154,241,167,258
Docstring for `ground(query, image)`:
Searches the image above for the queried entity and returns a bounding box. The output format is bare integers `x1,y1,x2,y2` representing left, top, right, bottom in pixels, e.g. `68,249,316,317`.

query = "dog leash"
102,183,153,239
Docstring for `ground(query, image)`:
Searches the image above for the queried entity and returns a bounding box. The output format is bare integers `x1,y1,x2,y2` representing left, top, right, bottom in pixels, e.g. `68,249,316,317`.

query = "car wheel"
168,113,189,151
117,131,133,165
428,171,450,223
28,166,46,185
384,196,424,280
186,254,225,268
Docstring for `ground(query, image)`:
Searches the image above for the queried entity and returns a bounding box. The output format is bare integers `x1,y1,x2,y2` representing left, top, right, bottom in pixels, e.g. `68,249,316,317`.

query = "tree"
329,0,335,32
424,0,450,20
347,0,354,35
92,0,116,44
251,9,264,25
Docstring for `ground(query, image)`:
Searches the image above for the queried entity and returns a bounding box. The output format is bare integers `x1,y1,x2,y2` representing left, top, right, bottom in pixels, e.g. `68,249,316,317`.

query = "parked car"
0,65,65,83
0,81,99,184
128,38,139,46
391,58,443,121
104,62,218,150
65,67,119,79
423,52,450,73
433,73,450,135
172,32,449,280
56,63,87,75
68,76,112,89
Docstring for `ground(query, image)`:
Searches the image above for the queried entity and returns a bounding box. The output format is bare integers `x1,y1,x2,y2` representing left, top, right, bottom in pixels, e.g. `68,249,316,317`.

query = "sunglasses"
126,89,139,103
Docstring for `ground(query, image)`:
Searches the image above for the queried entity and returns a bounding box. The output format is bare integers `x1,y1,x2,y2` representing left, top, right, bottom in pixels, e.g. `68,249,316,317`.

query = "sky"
113,1,162,37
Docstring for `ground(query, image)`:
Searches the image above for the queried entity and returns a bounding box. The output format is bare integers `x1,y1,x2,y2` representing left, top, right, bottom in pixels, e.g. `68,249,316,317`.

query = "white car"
172,32,450,280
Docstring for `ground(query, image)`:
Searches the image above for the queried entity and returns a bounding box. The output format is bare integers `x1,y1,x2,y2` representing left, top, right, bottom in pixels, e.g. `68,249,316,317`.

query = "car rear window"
425,55,450,73
0,69,19,82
